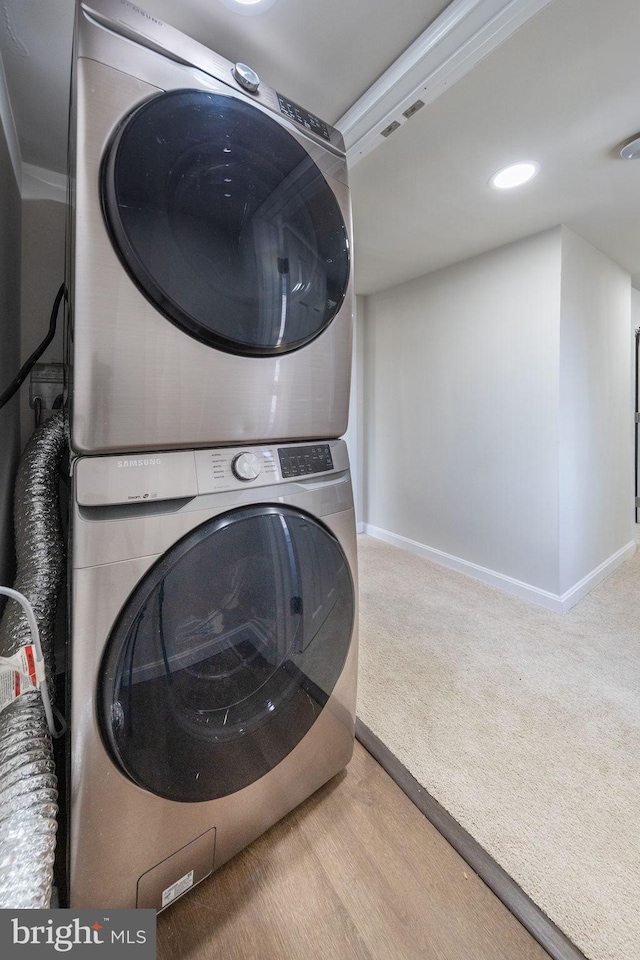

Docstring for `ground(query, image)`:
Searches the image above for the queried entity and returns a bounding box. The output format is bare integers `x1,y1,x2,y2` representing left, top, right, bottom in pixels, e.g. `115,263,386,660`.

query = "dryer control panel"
276,94,331,142
75,441,349,507
80,0,346,154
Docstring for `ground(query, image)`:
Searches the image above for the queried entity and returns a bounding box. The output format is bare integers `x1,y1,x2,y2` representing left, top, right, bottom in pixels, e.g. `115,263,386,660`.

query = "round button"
233,62,260,94
232,452,262,482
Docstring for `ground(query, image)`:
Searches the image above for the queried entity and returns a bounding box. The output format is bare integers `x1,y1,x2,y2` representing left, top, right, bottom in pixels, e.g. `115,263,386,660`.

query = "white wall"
363,226,634,608
343,295,365,530
558,227,632,592
364,227,563,593
632,287,640,542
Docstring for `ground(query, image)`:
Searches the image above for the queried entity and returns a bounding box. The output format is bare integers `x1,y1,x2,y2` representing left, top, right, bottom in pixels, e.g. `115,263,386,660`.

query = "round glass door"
98,505,355,802
101,90,350,356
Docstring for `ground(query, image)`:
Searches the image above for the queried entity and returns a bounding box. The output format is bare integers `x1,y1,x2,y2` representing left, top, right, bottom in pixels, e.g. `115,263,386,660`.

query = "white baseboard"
559,540,636,610
635,523,640,544
362,524,636,613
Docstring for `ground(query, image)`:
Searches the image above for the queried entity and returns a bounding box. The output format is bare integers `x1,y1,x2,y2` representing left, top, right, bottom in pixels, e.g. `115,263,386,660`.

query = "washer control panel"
194,440,347,496
231,451,262,482
278,444,334,478
198,447,278,493
75,441,348,506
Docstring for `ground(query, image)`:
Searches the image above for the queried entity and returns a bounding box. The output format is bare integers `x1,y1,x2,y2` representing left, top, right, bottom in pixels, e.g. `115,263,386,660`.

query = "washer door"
98,505,355,802
101,90,350,356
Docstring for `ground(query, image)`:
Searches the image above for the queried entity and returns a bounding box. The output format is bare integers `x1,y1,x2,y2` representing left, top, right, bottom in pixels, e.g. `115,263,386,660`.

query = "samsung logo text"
121,0,163,26
117,458,162,468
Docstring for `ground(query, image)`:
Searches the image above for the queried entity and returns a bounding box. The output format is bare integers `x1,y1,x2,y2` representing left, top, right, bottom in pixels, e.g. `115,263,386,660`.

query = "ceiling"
351,0,640,293
2,0,640,295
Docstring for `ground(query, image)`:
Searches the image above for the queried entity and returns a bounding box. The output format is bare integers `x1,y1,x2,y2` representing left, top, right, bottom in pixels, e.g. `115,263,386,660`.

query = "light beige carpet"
356,534,640,960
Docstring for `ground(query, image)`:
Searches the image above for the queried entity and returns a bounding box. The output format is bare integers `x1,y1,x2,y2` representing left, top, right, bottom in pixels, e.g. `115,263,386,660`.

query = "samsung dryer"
66,0,353,455
68,438,358,909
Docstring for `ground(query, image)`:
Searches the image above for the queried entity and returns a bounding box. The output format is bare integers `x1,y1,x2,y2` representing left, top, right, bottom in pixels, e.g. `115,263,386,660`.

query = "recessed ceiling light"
620,136,640,160
490,161,540,190
217,0,278,14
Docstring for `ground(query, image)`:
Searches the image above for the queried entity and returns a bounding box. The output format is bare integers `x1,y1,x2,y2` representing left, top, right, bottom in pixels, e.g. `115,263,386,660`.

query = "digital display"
278,444,334,478
276,93,331,141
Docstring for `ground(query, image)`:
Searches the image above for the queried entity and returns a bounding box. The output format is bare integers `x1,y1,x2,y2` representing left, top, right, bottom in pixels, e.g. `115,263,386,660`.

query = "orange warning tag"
0,645,45,714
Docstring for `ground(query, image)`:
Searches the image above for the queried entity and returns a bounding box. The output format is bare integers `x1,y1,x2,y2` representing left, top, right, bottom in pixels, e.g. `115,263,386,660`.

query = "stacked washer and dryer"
65,0,358,910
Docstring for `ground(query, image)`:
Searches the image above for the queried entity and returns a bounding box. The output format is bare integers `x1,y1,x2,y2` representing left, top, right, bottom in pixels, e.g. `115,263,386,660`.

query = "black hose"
0,284,65,410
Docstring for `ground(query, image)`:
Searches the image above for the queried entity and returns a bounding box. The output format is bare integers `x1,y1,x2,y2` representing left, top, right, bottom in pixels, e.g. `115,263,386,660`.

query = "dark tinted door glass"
101,90,350,356
98,506,354,802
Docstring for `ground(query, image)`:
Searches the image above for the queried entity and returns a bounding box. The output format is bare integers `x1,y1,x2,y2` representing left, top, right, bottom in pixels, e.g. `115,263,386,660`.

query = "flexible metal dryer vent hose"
0,412,66,908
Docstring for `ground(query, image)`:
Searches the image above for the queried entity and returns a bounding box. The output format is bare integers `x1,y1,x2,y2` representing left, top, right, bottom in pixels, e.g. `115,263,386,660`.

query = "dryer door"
98,504,355,802
101,90,350,357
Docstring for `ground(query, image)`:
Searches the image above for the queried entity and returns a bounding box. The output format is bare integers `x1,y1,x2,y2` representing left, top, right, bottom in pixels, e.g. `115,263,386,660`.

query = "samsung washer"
67,438,357,909
66,0,353,455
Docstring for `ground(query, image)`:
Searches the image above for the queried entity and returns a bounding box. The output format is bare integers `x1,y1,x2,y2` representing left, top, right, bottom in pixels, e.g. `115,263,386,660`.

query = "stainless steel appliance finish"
68,0,354,455
68,439,358,910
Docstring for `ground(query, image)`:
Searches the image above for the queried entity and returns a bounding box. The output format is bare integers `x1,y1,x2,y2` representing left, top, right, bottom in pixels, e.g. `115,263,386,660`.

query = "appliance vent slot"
403,99,425,119
380,121,401,138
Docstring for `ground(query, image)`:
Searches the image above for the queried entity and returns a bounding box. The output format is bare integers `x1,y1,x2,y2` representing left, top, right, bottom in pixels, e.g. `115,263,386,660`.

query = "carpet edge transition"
354,718,588,960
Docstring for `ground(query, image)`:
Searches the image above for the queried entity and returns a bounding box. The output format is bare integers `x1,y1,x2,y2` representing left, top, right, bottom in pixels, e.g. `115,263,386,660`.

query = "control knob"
233,62,260,93
232,452,262,482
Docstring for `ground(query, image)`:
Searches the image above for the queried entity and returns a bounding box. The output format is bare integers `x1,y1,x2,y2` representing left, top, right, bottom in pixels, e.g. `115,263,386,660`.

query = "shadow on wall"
20,199,66,451
0,122,22,606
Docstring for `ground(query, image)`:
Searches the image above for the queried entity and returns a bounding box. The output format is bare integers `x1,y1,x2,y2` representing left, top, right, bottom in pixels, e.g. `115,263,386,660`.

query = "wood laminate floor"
157,742,551,960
